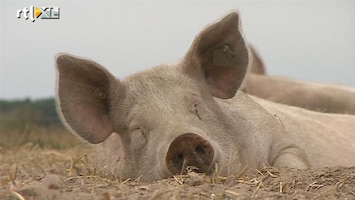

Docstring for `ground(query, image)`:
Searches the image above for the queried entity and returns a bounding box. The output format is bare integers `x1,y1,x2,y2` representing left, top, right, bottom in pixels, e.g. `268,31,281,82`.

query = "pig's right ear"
182,12,249,99
56,54,121,144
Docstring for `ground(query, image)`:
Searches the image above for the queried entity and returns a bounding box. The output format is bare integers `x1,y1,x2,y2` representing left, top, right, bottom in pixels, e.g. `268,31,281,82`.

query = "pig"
247,45,267,75
244,46,355,114
56,12,355,182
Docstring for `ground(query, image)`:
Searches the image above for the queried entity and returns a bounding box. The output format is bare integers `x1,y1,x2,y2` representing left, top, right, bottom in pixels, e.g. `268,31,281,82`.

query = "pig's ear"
249,44,267,75
56,54,120,144
182,11,249,99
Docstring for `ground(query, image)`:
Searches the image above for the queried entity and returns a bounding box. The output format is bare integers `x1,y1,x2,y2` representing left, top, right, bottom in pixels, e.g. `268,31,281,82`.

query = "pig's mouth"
165,133,218,176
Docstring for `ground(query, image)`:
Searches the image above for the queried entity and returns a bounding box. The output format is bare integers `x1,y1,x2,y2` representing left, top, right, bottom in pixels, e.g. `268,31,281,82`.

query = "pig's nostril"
173,153,184,164
195,145,205,156
177,153,184,160
166,133,214,175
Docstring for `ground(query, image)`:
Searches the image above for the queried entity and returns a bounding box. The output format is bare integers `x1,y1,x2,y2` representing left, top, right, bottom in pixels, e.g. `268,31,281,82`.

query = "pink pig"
244,45,355,114
56,12,355,181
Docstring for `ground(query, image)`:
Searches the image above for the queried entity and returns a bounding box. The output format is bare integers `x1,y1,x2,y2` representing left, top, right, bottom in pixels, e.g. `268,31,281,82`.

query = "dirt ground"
1,144,354,200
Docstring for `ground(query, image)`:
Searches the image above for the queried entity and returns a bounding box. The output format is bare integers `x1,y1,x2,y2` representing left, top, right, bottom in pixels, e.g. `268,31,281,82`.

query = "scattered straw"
305,181,324,191
10,190,26,200
225,189,240,197
8,167,17,187
1,147,354,199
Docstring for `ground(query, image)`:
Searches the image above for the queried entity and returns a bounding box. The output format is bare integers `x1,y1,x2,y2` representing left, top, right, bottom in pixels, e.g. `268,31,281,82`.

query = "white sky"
1,0,355,100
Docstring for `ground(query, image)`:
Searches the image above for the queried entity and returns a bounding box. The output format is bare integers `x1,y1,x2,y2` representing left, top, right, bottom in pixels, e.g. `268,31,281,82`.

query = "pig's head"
56,12,249,181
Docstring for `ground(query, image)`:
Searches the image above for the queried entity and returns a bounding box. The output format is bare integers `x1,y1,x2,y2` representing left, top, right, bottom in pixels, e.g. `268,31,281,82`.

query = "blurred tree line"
0,98,63,130
0,98,81,148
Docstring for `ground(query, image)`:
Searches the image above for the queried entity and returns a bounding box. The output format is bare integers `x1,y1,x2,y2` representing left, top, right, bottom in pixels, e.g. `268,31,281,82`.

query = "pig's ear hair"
182,11,249,99
56,54,120,144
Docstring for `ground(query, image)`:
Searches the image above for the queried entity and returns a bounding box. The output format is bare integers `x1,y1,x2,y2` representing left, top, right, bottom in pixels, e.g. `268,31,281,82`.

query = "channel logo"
17,6,60,22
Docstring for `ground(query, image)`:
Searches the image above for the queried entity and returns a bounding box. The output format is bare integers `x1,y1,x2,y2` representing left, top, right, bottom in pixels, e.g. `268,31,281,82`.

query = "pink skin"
56,12,355,182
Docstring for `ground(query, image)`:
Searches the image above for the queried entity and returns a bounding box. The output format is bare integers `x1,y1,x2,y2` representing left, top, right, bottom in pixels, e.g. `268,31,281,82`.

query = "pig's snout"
166,133,214,175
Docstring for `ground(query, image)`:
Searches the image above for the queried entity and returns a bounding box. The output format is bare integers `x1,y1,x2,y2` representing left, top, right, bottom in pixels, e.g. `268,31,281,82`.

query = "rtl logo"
17,6,60,22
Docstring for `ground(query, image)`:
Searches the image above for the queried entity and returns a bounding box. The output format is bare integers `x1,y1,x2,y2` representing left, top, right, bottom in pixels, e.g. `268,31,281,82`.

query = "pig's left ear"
182,12,249,99
56,54,119,144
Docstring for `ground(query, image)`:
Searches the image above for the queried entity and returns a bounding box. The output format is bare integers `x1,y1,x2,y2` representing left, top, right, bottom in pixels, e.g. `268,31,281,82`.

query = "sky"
1,0,355,100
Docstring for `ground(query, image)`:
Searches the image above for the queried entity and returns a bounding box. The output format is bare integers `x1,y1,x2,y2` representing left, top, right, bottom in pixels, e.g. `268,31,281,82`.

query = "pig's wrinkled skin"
245,47,355,114
56,12,355,182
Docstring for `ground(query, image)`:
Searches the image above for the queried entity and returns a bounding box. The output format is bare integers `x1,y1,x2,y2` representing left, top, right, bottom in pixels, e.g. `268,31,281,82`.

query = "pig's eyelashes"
131,126,143,134
130,126,148,142
193,103,203,120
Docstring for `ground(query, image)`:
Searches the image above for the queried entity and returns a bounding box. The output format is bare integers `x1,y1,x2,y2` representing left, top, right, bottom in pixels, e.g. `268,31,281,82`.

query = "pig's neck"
214,91,286,170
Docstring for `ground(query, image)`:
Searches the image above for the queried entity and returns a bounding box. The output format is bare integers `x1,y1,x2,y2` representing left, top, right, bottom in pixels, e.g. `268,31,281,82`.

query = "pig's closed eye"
194,102,203,120
131,126,143,135
130,125,148,142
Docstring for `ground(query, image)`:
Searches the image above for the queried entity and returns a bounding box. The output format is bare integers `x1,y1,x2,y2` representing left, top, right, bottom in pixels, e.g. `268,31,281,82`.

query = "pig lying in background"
247,45,267,75
56,12,355,182
244,47,355,114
